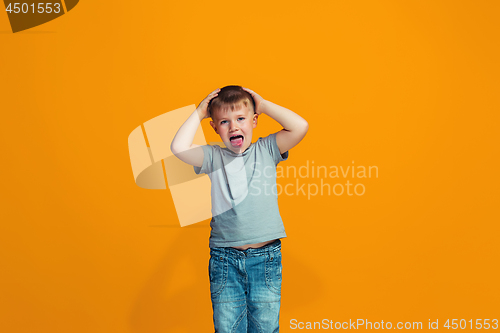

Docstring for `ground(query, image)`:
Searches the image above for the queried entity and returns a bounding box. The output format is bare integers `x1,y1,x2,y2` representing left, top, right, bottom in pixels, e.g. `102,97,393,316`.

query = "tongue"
230,137,243,147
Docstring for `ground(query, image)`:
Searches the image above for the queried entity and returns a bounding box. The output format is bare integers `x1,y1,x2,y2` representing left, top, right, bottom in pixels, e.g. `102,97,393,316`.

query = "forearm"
170,109,204,154
260,101,308,133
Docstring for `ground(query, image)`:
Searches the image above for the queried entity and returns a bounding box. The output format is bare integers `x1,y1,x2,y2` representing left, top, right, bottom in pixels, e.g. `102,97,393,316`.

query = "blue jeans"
209,239,282,333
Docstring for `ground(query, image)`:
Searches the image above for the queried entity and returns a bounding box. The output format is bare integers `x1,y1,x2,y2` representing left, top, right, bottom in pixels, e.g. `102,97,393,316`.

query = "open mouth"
229,135,244,148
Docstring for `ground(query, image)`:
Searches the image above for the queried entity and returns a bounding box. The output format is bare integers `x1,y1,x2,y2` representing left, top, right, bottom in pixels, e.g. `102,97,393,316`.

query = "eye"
238,117,245,121
220,120,228,125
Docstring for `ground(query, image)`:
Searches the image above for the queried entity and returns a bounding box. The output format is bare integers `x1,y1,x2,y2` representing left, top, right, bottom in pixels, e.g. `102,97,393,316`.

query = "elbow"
171,142,192,156
170,142,180,155
301,119,309,136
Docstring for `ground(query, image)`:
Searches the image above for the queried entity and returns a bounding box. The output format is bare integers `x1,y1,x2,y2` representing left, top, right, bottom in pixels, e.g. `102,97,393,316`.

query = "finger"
204,93,218,102
244,89,255,96
207,89,220,97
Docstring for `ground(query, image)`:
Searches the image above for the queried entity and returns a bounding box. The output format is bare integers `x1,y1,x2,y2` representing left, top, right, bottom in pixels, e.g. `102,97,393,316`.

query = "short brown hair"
208,85,255,118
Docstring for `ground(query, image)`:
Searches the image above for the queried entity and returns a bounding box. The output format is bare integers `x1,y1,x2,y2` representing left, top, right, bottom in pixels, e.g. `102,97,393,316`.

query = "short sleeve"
260,133,289,165
193,145,214,175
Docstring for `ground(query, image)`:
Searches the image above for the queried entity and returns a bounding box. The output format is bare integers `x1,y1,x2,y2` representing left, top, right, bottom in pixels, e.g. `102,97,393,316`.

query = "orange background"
1,1,499,332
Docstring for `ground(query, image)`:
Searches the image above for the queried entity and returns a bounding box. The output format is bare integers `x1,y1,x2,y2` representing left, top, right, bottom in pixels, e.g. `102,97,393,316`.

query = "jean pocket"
209,254,228,298
265,252,282,295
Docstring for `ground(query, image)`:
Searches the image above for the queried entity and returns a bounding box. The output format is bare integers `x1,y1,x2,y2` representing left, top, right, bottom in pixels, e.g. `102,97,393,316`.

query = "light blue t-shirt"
194,133,288,248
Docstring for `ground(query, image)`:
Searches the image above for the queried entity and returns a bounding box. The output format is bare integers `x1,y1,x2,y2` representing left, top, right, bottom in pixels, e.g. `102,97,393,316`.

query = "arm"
170,88,220,167
243,88,309,154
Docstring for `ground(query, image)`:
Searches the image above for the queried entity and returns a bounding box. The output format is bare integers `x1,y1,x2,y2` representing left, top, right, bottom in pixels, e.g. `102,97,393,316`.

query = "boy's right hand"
196,88,220,119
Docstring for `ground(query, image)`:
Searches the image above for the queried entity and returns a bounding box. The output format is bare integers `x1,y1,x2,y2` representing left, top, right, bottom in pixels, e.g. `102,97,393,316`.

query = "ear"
210,120,218,134
252,113,259,128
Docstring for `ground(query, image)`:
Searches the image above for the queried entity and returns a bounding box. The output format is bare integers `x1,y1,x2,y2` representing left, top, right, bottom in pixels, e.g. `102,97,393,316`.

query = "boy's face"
210,104,258,154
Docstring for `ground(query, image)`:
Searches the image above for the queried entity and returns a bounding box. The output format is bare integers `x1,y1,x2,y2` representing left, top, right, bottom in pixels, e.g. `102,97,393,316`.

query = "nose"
229,120,238,131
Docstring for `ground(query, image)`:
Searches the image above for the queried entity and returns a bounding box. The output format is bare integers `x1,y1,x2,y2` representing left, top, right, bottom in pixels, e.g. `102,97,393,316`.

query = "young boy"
171,85,308,332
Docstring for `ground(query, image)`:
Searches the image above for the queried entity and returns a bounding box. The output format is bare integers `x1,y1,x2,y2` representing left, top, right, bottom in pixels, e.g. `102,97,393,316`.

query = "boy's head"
207,85,255,118
208,85,258,154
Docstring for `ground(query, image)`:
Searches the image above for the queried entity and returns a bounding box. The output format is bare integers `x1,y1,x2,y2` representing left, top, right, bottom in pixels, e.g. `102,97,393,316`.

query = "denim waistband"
210,239,281,258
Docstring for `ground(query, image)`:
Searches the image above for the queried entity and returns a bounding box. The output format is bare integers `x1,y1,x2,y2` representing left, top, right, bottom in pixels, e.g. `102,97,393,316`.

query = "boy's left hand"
242,87,266,115
243,87,309,155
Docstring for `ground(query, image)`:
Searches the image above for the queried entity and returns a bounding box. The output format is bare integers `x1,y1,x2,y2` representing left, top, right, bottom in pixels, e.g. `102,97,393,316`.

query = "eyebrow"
216,112,247,121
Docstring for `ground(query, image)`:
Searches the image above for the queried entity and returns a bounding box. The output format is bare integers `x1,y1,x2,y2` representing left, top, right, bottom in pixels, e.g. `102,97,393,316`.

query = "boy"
170,85,308,332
